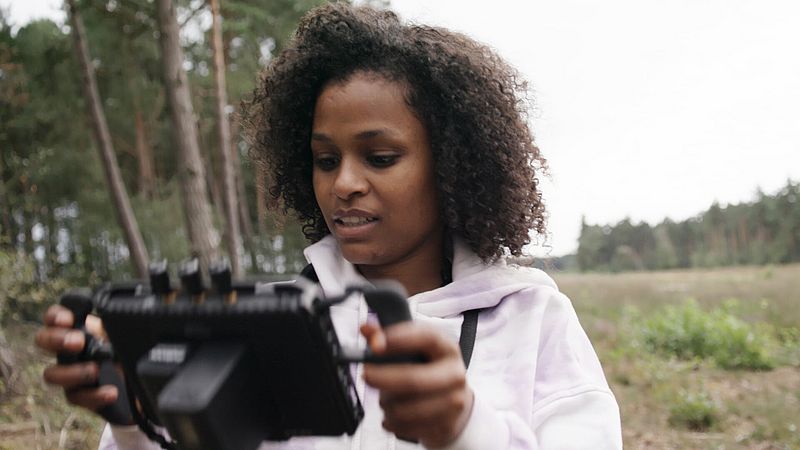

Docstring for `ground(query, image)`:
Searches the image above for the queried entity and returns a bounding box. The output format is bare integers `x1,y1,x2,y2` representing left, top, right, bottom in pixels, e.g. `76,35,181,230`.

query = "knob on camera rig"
57,258,419,450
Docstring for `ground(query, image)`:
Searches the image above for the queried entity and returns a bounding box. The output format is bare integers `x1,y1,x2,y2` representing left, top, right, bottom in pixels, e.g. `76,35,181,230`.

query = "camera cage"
94,274,365,450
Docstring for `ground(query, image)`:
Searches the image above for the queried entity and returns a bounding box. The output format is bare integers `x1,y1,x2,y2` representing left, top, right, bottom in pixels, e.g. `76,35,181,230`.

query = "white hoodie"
100,235,622,450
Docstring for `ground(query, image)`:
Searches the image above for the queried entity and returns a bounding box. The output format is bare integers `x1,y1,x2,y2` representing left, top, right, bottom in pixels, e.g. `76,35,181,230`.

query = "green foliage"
133,185,190,265
667,390,720,431
774,326,800,367
0,251,67,323
639,299,775,370
577,180,800,272
1,0,325,286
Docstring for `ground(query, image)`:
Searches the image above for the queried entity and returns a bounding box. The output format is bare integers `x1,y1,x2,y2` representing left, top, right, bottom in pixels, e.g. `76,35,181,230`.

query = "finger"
379,387,468,425
364,357,466,394
382,417,449,444
43,305,74,328
360,323,387,354
382,416,460,449
382,323,460,361
65,385,118,412
381,389,474,448
85,315,107,340
43,362,99,389
35,328,85,354
381,411,455,447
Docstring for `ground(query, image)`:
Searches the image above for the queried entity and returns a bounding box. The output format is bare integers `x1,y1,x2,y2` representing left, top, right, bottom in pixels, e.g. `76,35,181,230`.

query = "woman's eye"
314,156,339,171
367,154,398,168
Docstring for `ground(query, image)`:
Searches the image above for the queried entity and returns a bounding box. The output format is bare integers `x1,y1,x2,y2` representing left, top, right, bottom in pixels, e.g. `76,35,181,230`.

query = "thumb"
360,322,387,354
85,315,107,340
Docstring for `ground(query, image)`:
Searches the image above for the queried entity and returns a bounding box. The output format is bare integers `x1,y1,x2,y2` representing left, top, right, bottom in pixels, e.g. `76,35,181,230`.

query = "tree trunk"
67,0,149,279
0,326,17,396
228,119,253,240
0,152,11,249
205,143,224,221
156,0,220,274
21,186,33,257
46,206,60,277
210,0,242,277
255,164,268,235
134,107,157,199
738,217,748,262
230,118,257,271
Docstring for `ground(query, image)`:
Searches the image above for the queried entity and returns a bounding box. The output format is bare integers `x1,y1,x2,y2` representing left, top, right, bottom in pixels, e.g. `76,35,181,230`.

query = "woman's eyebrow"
312,129,397,142
356,128,404,140
311,132,333,142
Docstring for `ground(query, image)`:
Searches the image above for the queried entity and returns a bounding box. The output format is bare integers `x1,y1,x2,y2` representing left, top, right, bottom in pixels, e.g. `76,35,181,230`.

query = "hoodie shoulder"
500,262,560,291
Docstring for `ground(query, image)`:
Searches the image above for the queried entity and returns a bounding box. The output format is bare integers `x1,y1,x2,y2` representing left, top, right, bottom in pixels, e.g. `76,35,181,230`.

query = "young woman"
37,4,621,449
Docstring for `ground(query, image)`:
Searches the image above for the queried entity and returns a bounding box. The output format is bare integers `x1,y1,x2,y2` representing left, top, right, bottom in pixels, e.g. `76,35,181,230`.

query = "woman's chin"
339,243,385,268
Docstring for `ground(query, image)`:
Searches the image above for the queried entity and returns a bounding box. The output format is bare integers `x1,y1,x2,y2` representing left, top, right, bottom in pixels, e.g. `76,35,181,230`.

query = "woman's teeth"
337,217,377,226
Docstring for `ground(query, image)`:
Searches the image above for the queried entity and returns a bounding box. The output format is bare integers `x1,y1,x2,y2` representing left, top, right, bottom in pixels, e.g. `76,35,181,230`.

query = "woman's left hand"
361,322,474,448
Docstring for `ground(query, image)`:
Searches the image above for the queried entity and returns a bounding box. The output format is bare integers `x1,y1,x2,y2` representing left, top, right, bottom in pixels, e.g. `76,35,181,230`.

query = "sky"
1,0,64,32
3,0,800,256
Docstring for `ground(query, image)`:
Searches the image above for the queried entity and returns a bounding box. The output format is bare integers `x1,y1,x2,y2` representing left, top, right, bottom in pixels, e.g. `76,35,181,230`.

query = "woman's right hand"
35,304,121,413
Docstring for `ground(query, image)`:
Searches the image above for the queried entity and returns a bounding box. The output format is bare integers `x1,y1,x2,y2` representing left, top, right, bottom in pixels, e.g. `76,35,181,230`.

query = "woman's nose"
332,158,369,200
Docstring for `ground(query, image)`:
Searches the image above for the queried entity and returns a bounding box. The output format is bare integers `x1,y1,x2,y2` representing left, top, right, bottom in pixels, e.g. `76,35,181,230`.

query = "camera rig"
58,258,418,450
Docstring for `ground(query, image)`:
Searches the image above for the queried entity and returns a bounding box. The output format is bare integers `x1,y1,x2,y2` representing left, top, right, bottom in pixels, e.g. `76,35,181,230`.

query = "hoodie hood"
303,235,558,318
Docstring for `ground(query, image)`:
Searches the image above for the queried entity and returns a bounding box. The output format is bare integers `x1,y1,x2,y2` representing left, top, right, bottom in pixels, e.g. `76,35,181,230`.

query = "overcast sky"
4,0,800,256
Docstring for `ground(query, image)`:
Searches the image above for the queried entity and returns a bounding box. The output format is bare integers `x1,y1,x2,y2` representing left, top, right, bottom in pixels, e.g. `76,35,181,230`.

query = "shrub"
668,390,719,431
0,252,68,324
775,326,800,367
640,299,775,370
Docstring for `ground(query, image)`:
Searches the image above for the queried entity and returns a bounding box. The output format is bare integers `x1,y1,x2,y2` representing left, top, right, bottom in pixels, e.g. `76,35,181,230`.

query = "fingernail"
64,331,82,346
101,386,118,402
56,311,71,325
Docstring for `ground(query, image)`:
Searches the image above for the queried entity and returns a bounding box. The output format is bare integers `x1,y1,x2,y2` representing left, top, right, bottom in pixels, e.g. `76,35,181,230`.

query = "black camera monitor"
93,266,363,450
59,259,417,450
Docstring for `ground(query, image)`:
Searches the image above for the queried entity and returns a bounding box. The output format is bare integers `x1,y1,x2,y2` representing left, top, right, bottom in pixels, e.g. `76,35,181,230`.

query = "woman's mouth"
331,211,380,239
335,216,378,226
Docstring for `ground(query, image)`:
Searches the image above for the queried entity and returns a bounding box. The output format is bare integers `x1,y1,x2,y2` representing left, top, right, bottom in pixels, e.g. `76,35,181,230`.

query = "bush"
640,299,775,370
0,251,68,324
775,326,800,367
668,390,719,431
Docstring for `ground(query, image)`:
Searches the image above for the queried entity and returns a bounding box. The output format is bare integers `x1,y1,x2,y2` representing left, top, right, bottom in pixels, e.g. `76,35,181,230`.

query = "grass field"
555,264,800,449
1,264,799,449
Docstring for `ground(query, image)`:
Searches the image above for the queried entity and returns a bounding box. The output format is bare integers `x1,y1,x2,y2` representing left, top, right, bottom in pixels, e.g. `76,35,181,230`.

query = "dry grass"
556,264,800,326
554,264,800,450
0,323,103,450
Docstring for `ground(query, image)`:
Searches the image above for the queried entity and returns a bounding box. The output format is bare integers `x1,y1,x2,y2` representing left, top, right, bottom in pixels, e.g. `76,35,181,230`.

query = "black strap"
300,263,481,369
300,263,319,282
459,309,480,369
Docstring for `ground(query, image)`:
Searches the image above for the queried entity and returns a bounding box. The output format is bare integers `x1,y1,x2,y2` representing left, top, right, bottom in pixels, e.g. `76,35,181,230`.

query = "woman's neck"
356,233,444,297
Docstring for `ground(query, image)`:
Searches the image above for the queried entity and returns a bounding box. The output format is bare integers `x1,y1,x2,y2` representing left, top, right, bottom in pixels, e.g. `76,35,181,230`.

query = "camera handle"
320,282,427,365
57,290,134,425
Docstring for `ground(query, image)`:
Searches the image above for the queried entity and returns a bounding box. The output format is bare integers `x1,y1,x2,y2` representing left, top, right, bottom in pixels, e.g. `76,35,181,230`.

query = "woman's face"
311,72,443,271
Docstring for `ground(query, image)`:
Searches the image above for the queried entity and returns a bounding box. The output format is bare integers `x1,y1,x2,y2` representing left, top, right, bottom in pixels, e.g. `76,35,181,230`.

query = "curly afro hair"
244,3,547,262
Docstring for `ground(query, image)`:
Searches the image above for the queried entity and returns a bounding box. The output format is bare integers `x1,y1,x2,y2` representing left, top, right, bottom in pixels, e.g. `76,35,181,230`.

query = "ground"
556,264,800,450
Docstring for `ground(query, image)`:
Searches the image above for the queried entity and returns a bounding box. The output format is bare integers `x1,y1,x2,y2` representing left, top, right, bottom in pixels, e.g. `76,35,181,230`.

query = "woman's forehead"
313,74,422,135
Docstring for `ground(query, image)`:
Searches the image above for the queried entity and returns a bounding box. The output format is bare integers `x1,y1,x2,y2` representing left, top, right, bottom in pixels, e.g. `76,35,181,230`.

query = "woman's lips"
332,211,379,239
335,216,378,226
